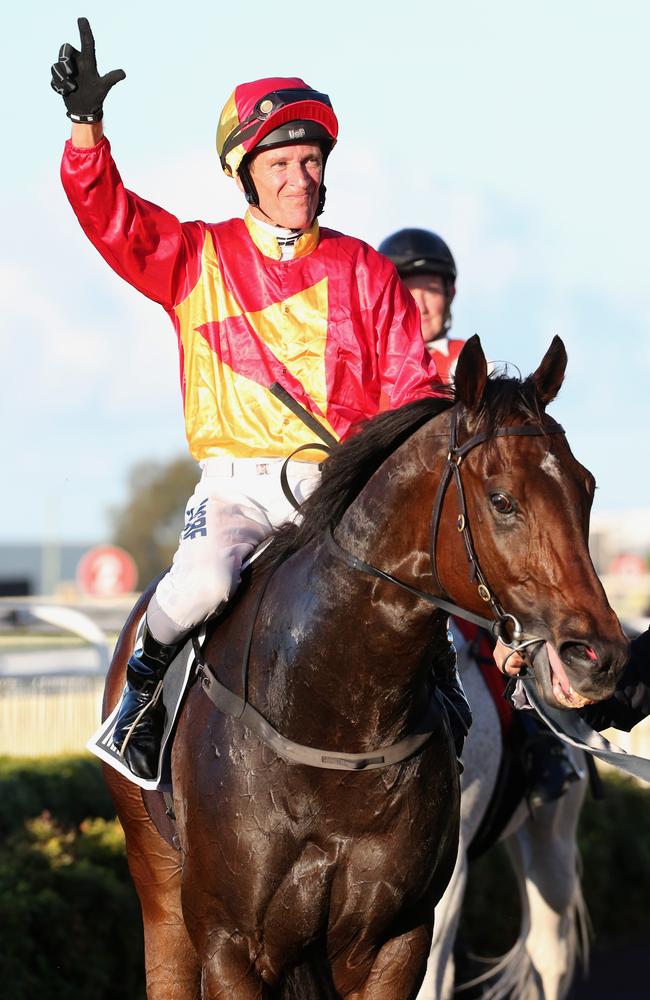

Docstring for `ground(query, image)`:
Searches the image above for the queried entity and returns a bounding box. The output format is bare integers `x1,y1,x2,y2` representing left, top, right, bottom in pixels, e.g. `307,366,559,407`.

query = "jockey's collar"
245,211,319,260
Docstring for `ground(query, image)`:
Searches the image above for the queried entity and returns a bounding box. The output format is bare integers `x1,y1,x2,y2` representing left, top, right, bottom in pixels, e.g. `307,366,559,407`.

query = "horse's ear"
532,336,567,404
454,334,488,411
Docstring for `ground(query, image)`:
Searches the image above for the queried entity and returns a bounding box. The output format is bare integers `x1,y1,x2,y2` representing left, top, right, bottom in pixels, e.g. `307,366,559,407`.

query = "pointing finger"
77,17,96,54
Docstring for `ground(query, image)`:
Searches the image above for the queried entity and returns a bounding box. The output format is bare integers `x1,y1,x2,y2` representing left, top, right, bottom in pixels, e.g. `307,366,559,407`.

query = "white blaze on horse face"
539,452,564,482
539,450,580,513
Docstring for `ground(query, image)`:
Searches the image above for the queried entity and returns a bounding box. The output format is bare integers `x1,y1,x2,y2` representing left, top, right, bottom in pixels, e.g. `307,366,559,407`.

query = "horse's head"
436,334,628,709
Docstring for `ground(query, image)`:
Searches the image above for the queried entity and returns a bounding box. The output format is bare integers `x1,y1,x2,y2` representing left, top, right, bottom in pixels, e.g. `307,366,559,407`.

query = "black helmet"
378,228,457,283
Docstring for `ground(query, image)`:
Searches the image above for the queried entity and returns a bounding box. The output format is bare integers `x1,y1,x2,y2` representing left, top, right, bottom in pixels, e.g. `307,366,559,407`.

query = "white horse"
418,628,590,1000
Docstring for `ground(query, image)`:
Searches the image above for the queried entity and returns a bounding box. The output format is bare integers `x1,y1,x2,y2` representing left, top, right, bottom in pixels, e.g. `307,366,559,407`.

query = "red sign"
608,553,648,577
77,545,138,597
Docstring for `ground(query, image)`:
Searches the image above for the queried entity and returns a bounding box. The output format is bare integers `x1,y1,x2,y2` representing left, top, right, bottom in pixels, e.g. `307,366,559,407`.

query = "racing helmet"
378,228,457,286
217,77,339,215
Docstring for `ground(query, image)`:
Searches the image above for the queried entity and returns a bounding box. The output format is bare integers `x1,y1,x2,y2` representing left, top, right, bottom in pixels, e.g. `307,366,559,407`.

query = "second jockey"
378,228,462,382
52,19,475,778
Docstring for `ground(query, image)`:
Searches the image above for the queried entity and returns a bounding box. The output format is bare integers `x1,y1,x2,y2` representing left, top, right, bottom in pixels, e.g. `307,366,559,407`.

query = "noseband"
326,404,566,649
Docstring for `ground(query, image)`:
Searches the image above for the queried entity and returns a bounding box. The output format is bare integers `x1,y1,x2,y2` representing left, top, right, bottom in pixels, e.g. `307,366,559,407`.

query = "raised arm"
51,17,124,125
53,18,201,309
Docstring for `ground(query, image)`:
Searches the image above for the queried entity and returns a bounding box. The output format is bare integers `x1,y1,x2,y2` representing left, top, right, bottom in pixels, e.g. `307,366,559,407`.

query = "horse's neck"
256,547,445,751
334,415,445,600
253,429,449,751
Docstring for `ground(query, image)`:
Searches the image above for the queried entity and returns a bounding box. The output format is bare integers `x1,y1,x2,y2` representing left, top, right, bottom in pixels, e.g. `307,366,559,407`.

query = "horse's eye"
490,492,514,514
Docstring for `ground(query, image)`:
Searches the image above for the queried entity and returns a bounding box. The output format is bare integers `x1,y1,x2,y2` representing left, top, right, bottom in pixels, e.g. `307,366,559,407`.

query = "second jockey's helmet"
217,78,339,215
379,228,457,287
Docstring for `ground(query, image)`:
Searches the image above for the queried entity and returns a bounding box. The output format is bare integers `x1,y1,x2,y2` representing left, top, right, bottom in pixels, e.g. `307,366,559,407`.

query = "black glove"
51,17,125,123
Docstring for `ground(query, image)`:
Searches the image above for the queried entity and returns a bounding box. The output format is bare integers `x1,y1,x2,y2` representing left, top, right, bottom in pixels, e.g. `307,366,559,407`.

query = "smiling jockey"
52,19,473,779
380,225,582,807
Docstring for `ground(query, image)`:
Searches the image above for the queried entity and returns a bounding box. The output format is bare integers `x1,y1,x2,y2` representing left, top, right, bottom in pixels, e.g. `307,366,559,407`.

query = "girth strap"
197,659,446,771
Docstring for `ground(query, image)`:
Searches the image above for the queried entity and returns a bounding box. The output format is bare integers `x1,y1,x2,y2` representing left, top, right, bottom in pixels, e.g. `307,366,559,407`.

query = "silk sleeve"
372,261,442,406
61,136,202,310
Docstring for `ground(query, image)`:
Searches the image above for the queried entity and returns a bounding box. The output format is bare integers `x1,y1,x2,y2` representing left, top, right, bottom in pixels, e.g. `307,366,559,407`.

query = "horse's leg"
333,922,433,1000
417,654,502,1000
416,845,468,1000
197,939,273,1000
104,768,201,999
503,754,588,1000
328,853,458,1000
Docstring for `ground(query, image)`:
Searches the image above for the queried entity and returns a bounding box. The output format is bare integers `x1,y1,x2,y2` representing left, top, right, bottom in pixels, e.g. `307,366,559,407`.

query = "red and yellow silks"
62,137,439,460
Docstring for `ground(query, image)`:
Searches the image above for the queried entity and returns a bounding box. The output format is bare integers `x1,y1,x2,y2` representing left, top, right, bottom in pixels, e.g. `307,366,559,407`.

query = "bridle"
325,404,566,660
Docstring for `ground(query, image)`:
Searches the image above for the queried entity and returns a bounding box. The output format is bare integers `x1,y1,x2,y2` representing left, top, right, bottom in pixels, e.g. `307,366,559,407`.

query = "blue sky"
2,1,650,542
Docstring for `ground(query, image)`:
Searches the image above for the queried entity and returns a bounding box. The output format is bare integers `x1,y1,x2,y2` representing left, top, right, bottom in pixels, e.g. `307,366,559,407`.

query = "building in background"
0,542,95,597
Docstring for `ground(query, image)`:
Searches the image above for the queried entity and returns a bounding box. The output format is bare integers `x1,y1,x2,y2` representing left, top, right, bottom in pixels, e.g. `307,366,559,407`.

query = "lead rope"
518,672,650,784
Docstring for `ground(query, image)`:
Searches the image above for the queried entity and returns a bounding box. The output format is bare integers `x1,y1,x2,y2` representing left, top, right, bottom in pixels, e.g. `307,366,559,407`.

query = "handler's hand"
51,17,125,123
493,638,526,676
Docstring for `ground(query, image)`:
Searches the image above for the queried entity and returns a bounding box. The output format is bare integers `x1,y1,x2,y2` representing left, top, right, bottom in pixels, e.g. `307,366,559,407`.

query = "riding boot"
112,624,181,780
519,713,581,809
434,629,473,762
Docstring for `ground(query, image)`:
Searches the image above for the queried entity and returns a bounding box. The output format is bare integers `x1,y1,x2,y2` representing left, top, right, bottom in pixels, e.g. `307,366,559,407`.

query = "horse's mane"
258,371,547,570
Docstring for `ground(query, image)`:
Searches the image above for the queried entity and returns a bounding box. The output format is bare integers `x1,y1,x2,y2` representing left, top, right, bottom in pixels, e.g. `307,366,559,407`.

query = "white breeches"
147,457,321,644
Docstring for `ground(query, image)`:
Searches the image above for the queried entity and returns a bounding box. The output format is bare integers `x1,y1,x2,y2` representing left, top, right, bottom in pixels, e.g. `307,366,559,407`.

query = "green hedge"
1,756,648,997
0,756,115,838
0,756,144,1000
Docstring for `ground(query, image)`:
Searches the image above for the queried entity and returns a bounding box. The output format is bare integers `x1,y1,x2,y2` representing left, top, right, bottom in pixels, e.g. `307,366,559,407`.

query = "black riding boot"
520,713,581,809
434,629,473,763
112,624,181,780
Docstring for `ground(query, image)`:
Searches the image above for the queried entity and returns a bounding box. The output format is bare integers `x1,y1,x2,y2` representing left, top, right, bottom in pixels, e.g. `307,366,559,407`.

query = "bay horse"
102,335,628,999
419,632,589,1000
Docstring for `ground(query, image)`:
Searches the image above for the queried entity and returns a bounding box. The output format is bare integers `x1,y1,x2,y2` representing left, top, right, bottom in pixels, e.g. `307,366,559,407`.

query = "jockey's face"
243,143,323,230
403,273,455,344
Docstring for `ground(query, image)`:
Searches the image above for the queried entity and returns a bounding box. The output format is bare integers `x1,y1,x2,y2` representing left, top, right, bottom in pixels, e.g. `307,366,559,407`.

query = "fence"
0,599,116,757
0,674,105,756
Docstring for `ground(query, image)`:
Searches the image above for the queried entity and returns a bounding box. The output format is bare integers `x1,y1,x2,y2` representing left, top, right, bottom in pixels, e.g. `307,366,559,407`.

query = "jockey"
52,19,471,779
380,225,581,807
377,228,462,382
